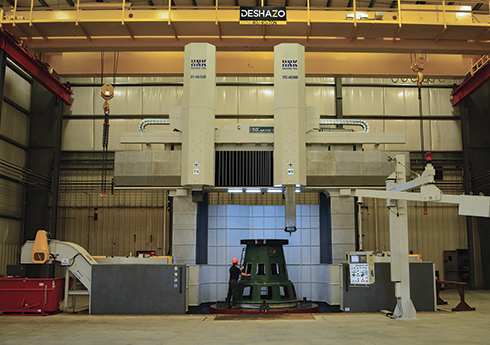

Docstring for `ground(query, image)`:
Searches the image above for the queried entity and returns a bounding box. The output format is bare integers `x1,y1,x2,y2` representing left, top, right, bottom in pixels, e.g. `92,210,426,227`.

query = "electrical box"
348,251,375,285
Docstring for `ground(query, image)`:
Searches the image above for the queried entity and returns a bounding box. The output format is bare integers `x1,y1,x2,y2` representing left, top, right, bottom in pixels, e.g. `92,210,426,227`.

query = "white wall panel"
384,120,431,151
61,119,94,151
204,204,323,302
142,87,183,115
306,87,336,115
343,87,384,115
0,140,26,166
343,77,384,84
306,77,335,84
238,87,274,115
142,76,183,83
64,87,94,115
383,88,429,116
216,86,238,115
238,77,273,83
4,67,31,111
431,120,462,151
429,88,456,116
216,77,238,83
94,119,145,151
0,101,29,146
94,87,143,115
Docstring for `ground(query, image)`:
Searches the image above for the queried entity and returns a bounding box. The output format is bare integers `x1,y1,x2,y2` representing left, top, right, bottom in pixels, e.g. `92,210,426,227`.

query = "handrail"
4,0,489,28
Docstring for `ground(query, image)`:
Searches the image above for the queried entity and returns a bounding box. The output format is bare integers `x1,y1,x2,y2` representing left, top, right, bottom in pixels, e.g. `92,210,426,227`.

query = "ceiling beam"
65,0,75,6
473,3,483,11
20,36,490,55
148,0,155,5
0,30,72,104
368,0,375,8
37,0,49,6
390,1,397,8
45,51,474,78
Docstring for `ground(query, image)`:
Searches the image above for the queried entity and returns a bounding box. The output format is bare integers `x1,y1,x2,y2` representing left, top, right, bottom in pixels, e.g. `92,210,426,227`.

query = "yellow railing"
2,0,489,27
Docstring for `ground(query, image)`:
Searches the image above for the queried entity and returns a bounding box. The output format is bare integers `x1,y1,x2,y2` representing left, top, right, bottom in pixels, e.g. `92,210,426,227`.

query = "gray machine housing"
341,262,436,313
91,264,187,315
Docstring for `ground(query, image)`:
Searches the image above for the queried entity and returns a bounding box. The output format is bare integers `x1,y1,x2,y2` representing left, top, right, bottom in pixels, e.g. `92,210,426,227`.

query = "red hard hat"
232,257,239,264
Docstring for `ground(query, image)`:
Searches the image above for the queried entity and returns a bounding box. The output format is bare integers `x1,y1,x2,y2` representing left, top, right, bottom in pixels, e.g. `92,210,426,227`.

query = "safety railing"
2,0,489,29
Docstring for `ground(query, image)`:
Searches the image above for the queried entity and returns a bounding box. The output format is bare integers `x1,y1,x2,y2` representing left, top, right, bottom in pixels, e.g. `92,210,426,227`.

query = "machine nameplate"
249,126,274,133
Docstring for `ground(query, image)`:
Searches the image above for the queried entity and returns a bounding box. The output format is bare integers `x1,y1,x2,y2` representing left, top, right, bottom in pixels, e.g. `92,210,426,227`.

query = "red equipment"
0,277,65,315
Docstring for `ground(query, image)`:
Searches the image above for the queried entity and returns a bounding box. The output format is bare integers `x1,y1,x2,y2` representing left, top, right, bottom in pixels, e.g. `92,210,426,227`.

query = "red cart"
0,277,65,315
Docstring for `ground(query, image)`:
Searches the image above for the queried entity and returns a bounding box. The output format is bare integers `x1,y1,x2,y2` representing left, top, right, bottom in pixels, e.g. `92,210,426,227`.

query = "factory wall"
61,77,461,152
0,62,31,275
361,199,467,281
55,76,470,285
56,189,169,257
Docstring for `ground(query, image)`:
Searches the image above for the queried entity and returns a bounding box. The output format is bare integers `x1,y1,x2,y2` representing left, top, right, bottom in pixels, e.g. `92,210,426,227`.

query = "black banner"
240,7,287,22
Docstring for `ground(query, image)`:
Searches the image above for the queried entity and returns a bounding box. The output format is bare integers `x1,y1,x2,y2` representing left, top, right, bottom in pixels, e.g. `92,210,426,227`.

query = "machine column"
181,43,216,190
388,154,417,319
274,44,306,233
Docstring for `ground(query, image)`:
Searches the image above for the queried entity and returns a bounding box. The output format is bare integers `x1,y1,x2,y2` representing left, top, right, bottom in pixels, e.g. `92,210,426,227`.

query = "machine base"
210,303,318,314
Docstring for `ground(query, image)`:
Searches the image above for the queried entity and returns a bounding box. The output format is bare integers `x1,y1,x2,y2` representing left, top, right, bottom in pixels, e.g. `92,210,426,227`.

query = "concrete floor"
0,289,489,345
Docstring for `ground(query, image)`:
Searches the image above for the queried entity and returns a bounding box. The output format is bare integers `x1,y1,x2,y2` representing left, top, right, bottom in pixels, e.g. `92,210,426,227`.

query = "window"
260,286,273,299
271,263,280,275
245,263,252,275
257,263,266,275
242,286,253,299
279,286,290,299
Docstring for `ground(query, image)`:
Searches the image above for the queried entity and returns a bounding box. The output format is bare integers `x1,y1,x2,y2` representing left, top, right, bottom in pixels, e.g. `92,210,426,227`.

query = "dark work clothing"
226,280,239,307
227,264,241,306
230,265,241,281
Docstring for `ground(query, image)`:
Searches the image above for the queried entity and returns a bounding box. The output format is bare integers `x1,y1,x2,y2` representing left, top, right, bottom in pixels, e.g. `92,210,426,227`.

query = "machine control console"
348,251,375,285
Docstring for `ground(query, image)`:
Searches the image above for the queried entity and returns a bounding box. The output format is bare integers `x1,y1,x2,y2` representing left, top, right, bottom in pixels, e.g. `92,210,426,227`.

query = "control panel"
348,251,375,285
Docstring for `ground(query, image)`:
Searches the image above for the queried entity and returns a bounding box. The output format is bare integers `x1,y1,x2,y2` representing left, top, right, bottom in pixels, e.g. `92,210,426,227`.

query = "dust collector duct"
319,119,369,133
138,119,170,133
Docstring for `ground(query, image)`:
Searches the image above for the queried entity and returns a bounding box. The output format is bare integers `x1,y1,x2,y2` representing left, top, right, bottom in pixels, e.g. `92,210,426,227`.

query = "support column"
274,44,306,233
181,43,216,190
172,194,198,264
330,193,355,264
388,154,417,319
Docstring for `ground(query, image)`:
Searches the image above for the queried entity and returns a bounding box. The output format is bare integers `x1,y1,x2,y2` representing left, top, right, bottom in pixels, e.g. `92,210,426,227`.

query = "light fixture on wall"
228,188,243,193
267,188,283,193
245,188,261,193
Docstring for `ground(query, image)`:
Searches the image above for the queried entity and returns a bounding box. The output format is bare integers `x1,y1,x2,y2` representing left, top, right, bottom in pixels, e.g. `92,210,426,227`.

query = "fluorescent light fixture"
228,188,243,193
267,188,283,193
296,184,301,187
246,188,261,193
274,184,283,188
295,189,301,193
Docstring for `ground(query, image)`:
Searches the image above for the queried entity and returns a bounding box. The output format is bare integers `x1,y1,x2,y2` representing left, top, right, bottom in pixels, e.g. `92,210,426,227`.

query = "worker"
226,257,251,308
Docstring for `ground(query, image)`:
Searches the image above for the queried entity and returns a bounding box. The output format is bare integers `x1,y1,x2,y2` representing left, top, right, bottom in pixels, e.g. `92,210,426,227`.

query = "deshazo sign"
240,7,287,25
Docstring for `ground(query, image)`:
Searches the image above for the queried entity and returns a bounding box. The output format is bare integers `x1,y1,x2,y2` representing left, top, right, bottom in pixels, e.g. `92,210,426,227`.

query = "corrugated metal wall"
360,199,467,280
0,63,31,275
62,77,462,152
57,190,169,257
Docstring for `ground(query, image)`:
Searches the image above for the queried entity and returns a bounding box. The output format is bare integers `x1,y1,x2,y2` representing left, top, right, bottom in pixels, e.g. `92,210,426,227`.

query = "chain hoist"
100,83,114,196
